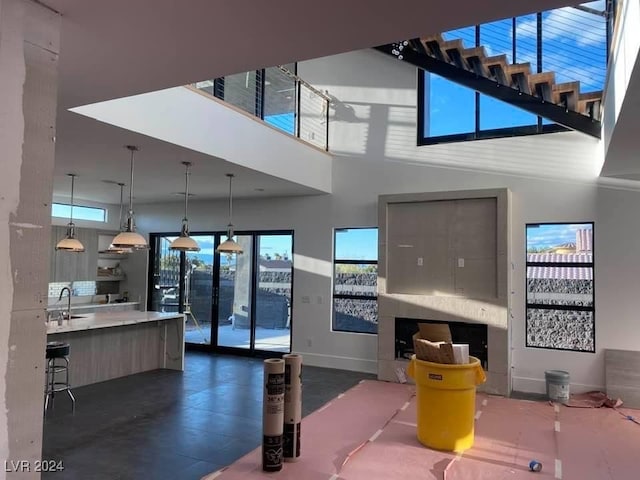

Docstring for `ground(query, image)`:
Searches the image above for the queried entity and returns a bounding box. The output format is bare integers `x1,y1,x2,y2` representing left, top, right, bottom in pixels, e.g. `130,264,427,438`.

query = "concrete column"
0,0,60,478
232,236,253,329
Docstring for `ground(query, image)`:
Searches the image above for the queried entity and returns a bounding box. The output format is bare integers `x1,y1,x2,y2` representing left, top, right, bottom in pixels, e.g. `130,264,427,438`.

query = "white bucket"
545,370,570,403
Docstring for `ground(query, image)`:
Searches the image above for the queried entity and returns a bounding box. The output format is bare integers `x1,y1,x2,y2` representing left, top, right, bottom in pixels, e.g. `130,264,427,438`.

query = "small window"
332,228,378,334
526,222,594,352
52,203,106,223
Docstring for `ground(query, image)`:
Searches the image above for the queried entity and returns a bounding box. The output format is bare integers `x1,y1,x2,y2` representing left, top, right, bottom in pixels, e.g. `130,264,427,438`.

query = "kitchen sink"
49,313,86,321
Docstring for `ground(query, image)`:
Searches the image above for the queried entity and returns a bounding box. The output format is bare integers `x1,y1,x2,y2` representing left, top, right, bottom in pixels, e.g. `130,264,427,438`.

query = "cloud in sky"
527,223,592,250
517,3,606,47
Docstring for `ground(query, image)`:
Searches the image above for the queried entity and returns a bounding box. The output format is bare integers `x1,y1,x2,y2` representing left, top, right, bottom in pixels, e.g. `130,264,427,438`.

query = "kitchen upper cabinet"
50,226,98,282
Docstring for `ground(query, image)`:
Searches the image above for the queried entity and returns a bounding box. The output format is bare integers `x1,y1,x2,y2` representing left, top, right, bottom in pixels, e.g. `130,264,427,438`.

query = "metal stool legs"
44,356,75,414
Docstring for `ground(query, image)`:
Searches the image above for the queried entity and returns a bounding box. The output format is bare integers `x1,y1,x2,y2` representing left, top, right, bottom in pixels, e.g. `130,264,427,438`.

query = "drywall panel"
1,0,61,476
387,200,454,295
386,198,496,298
605,349,640,408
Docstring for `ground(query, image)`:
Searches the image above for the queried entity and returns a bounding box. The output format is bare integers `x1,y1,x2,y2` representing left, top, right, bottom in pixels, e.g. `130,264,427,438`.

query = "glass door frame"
148,230,294,358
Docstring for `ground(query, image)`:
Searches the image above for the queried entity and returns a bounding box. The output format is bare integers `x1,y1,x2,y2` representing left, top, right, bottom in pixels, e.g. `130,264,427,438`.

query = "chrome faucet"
58,287,72,321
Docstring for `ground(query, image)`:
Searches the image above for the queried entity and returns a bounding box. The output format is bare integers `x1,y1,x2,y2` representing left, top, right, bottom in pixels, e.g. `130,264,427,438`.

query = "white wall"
137,49,640,395
603,0,640,156
70,87,333,194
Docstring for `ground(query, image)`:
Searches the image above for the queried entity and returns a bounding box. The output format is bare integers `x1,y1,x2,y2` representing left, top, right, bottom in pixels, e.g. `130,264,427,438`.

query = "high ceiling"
44,0,584,203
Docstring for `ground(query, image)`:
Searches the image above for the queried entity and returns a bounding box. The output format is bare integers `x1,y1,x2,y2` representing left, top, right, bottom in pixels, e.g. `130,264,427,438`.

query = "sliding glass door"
148,231,292,355
184,235,215,345
254,234,292,353
149,235,181,314
217,235,253,349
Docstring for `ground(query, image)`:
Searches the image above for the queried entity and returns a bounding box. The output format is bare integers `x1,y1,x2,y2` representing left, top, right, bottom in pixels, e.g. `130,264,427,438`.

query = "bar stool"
44,341,75,413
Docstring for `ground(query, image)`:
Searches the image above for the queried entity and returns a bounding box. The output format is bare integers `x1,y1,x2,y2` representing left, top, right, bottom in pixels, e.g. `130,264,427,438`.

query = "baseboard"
293,351,377,374
512,376,604,395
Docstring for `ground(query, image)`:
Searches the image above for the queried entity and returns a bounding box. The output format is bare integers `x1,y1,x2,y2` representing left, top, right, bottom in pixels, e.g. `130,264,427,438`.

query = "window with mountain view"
333,228,378,334
525,222,594,352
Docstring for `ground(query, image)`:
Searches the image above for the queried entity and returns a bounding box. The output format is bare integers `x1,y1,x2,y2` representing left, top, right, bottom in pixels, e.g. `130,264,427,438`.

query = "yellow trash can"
407,354,486,452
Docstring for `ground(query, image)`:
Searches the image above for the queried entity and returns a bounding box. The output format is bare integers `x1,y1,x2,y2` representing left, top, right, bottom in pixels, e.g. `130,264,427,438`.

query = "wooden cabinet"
50,226,98,282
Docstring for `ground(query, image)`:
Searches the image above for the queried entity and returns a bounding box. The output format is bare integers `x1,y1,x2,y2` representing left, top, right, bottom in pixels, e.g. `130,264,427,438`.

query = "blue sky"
526,223,592,250
426,2,606,137
178,234,293,266
335,228,378,260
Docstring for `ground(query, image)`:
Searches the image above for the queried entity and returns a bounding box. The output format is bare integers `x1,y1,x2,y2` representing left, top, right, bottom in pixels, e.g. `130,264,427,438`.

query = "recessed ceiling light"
254,188,265,192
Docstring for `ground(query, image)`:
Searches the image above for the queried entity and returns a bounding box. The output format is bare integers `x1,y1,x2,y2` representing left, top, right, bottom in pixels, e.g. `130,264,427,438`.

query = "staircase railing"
191,66,330,151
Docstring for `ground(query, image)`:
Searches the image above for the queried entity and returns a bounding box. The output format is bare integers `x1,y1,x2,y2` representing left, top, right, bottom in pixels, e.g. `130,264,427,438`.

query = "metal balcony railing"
192,65,330,151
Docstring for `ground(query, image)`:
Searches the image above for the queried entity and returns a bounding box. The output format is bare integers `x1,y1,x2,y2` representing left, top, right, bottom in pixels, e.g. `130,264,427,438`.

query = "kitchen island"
47,311,185,387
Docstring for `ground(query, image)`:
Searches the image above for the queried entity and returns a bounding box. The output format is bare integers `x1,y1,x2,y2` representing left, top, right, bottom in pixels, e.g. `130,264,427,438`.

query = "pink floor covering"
202,380,639,480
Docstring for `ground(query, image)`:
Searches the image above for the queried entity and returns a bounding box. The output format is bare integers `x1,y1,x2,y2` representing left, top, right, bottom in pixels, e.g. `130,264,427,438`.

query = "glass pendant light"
111,145,148,250
170,162,200,252
106,182,133,254
216,173,243,254
55,173,85,252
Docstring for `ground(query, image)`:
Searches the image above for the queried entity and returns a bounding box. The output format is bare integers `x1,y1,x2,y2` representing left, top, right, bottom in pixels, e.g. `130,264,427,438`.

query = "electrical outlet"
301,296,311,304
458,258,465,268
417,257,424,266
306,338,312,347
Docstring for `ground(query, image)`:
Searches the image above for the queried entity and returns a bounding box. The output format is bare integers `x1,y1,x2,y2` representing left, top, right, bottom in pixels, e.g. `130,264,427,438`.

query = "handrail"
276,66,331,101
191,65,330,151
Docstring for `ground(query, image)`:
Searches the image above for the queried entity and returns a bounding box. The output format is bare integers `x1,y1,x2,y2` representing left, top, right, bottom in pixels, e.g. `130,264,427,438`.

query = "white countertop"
47,301,140,311
47,311,184,335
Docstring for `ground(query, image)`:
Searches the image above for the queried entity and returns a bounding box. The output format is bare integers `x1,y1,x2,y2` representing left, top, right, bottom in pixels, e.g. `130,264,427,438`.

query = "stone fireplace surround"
377,189,511,396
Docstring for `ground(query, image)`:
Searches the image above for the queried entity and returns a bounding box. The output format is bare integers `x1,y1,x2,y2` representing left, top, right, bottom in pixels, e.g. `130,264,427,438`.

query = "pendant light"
55,173,85,252
170,162,200,251
105,182,132,254
111,145,148,250
216,173,243,254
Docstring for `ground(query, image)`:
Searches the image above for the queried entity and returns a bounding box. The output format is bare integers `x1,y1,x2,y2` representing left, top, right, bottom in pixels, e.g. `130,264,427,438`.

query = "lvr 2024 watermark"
4,460,64,472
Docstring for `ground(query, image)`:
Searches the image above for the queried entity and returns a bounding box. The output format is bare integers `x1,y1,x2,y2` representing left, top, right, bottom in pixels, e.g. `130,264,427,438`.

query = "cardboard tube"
283,354,302,462
263,358,285,472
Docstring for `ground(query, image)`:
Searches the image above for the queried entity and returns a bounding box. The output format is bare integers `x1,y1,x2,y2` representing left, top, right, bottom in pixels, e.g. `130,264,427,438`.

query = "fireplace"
377,188,510,395
395,318,488,369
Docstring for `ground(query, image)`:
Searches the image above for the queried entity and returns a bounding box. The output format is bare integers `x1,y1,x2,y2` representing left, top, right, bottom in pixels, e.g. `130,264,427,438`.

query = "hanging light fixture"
170,162,200,252
216,173,243,254
111,145,148,250
56,173,85,252
105,182,132,254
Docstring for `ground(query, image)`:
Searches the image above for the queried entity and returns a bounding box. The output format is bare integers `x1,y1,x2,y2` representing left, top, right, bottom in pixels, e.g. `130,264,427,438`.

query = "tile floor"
42,351,375,480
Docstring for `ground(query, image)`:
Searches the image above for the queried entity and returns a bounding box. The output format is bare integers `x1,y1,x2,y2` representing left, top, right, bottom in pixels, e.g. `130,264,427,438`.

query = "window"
419,3,607,144
525,223,594,352
52,203,106,222
332,228,378,334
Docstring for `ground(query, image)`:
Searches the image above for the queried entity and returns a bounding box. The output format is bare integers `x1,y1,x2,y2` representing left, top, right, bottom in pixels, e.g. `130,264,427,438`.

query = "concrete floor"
42,351,375,480
184,324,291,352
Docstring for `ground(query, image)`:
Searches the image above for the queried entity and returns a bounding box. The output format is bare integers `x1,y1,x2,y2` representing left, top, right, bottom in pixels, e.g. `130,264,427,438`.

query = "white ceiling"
45,0,584,204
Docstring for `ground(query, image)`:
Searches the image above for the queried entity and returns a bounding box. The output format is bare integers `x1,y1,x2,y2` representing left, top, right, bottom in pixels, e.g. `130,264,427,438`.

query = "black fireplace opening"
395,317,488,369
